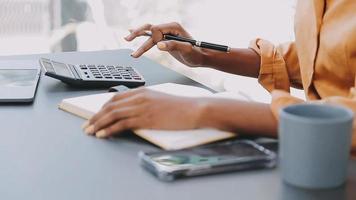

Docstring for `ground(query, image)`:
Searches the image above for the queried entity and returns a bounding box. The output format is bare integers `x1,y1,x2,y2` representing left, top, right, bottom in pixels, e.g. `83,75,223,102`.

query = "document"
59,83,249,150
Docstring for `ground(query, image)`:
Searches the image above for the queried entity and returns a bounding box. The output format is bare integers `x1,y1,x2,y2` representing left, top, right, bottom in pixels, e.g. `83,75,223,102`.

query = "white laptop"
0,60,41,103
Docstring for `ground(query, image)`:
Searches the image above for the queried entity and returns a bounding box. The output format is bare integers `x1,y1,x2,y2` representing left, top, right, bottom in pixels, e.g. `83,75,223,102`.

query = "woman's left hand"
82,88,205,138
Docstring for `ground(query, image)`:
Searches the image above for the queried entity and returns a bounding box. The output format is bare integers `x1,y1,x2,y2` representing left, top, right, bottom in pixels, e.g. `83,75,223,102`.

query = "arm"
126,23,302,86
201,48,261,78
82,88,277,138
125,22,261,78
198,98,277,136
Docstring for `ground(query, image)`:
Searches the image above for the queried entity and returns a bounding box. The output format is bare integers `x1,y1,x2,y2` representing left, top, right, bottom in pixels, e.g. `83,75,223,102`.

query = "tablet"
0,60,41,103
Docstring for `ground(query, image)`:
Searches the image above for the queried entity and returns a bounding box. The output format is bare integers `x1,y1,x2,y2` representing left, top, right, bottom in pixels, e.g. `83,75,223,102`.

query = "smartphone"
139,140,277,181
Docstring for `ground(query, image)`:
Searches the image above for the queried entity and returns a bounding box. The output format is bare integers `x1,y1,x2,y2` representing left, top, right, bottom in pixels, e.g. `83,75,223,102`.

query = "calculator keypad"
79,64,144,82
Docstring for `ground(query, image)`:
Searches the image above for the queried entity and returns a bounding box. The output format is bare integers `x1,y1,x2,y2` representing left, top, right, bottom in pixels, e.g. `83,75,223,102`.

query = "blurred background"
0,0,303,101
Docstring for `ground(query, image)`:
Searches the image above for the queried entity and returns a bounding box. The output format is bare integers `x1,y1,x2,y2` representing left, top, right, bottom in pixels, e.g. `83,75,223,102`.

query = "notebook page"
60,83,213,119
60,93,115,119
148,83,213,97
59,83,235,149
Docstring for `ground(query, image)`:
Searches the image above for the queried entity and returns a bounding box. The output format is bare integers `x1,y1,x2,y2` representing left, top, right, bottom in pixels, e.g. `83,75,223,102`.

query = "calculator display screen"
52,62,73,77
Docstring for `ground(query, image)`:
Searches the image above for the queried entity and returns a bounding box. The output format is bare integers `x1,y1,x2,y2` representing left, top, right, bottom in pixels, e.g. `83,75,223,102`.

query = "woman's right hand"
124,22,208,67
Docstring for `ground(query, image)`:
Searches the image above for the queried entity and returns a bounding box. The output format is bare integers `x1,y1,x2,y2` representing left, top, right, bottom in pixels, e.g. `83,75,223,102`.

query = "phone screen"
149,142,267,167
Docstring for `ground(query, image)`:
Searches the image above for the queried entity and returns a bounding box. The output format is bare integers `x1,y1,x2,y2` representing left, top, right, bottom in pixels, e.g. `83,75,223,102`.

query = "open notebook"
59,83,250,150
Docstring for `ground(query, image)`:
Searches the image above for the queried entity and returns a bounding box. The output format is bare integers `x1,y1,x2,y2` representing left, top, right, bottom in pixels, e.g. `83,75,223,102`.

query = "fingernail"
81,121,90,130
96,130,107,138
131,52,137,57
84,125,95,135
157,42,167,50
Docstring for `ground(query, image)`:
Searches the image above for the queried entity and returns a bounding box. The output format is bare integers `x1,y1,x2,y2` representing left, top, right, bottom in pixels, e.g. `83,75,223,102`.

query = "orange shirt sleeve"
249,39,303,92
249,38,356,156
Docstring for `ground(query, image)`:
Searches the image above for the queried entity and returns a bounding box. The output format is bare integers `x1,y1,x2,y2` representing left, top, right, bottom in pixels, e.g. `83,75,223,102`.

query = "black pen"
144,31,231,53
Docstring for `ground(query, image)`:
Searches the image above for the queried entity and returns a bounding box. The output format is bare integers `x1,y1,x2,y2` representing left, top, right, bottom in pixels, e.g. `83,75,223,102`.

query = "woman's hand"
125,22,208,67
82,88,205,138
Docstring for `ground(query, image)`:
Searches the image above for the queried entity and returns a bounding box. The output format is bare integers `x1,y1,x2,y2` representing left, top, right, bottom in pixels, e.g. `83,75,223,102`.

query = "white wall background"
0,0,304,100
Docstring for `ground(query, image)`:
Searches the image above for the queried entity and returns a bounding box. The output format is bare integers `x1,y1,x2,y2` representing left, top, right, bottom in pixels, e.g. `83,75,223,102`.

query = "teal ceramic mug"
279,104,353,189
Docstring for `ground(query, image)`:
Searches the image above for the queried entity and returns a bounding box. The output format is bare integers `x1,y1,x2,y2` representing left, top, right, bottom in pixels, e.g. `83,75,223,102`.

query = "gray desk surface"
0,49,355,200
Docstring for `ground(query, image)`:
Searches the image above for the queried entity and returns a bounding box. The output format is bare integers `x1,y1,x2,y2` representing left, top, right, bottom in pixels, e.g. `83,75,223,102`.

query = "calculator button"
80,65,88,69
77,63,143,84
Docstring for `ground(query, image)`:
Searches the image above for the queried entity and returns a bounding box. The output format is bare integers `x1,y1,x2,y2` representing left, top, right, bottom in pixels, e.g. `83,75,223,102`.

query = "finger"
95,94,146,126
92,105,143,134
88,91,145,127
105,87,146,106
151,22,192,38
157,40,193,53
96,117,140,138
125,24,152,41
131,38,155,58
147,22,192,45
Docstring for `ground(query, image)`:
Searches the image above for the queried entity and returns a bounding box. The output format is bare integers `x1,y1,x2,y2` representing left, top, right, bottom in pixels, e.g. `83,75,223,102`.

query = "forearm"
201,48,261,78
197,98,277,137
